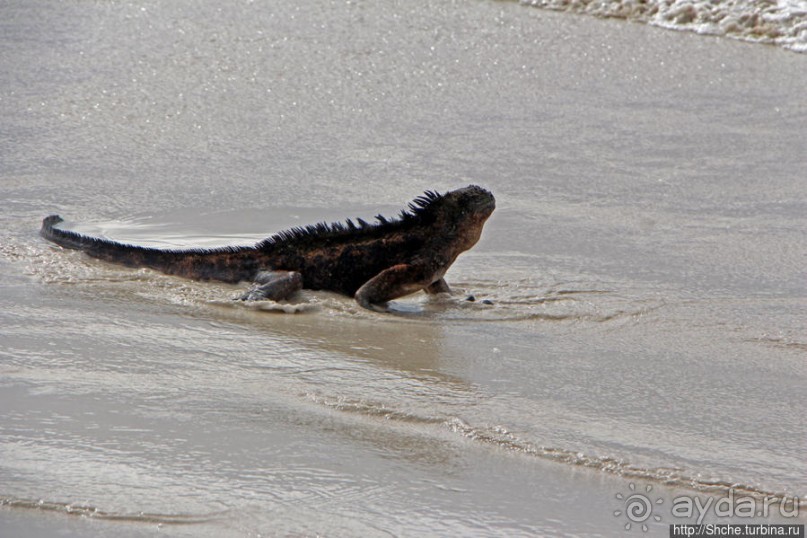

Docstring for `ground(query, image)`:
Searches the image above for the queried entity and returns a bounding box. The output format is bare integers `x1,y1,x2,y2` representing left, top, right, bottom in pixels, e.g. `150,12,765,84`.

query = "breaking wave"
313,394,805,505
0,497,221,525
519,0,807,53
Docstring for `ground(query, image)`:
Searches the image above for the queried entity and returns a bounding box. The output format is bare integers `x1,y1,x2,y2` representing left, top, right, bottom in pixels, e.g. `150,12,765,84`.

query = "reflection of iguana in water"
41,185,495,310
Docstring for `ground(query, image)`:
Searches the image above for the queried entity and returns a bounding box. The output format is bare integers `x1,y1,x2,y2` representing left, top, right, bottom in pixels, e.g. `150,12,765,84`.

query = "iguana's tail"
40,215,259,283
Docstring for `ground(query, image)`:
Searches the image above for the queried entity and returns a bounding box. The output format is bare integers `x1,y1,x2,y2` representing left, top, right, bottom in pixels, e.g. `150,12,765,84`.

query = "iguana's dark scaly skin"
40,185,495,310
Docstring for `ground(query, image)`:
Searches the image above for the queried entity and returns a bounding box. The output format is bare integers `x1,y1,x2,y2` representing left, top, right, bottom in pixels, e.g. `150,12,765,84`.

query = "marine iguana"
40,185,495,310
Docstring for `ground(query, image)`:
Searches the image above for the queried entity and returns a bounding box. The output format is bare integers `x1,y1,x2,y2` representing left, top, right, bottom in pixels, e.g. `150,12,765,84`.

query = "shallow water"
1,0,806,536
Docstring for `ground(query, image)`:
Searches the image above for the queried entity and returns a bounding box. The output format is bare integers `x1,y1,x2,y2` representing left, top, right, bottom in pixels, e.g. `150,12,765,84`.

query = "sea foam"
521,0,807,52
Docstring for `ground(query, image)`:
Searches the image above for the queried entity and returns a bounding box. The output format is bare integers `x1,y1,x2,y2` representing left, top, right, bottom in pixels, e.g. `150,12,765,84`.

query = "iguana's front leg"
427,277,494,305
425,278,451,294
241,270,303,301
355,264,434,311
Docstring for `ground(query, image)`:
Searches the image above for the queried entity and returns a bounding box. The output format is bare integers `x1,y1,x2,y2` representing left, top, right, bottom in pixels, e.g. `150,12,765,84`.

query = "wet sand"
1,0,806,536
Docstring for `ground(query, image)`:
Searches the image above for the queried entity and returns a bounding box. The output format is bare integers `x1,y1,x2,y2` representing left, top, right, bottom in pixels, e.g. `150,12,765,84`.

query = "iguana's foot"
241,271,303,301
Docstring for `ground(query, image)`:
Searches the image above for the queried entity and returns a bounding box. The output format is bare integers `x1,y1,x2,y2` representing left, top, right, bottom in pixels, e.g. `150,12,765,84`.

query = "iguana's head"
453,184,496,217
434,185,495,251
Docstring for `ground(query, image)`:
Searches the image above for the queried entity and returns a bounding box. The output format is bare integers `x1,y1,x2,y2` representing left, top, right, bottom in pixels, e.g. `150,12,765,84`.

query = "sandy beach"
1,0,805,536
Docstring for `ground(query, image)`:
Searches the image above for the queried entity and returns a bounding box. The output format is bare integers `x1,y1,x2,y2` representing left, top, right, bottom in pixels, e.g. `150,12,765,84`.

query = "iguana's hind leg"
354,264,432,311
241,271,303,301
